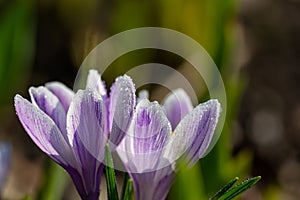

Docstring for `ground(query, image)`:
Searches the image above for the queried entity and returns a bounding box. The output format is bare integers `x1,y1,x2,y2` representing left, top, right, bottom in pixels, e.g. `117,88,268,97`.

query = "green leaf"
121,173,129,199
210,176,261,200
209,177,239,200
121,173,133,200
105,144,119,200
122,178,133,200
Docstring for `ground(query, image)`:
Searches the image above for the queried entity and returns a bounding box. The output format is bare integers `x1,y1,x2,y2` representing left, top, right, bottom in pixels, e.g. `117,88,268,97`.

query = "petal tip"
14,94,25,109
207,99,221,113
117,74,135,88
88,69,99,74
28,86,46,97
14,94,22,101
45,81,68,89
86,69,107,96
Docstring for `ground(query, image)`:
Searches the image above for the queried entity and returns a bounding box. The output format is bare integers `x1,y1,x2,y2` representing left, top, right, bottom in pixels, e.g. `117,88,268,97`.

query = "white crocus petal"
164,99,221,167
118,99,172,173
108,75,136,150
137,90,149,103
14,95,73,166
66,89,107,163
66,89,108,196
117,99,174,200
86,69,107,98
29,86,67,137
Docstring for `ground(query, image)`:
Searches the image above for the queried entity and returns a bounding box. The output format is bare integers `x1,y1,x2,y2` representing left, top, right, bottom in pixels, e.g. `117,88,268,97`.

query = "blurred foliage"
21,195,33,200
168,162,205,199
0,0,35,107
37,161,68,200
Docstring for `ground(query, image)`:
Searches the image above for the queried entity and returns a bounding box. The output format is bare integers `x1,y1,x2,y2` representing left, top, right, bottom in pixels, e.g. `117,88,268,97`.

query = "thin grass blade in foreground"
105,144,119,200
121,177,133,200
210,176,261,200
209,177,239,200
121,173,133,200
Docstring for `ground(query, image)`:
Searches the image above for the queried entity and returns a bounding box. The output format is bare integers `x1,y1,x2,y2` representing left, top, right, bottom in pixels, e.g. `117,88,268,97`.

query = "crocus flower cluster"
14,70,135,200
14,69,220,200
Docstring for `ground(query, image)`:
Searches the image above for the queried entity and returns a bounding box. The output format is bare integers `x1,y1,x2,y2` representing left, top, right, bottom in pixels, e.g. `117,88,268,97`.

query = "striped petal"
86,69,107,98
119,99,171,173
108,75,136,149
66,89,107,198
67,89,107,162
118,99,173,200
130,165,174,200
29,86,67,136
164,99,221,167
14,95,73,166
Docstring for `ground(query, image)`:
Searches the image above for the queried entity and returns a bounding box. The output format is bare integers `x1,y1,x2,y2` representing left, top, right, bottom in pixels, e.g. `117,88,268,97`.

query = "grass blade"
122,177,133,200
217,176,261,200
209,177,239,200
121,173,129,200
105,144,119,200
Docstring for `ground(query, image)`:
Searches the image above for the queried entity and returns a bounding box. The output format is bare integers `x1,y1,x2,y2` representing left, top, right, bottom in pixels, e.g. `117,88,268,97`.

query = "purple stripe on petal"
86,69,107,98
67,89,108,162
119,99,171,173
14,95,73,166
66,164,103,200
132,100,170,154
65,165,86,198
162,88,193,129
66,89,106,199
86,70,110,135
153,174,174,200
29,87,67,136
45,81,74,112
109,75,136,150
164,99,221,167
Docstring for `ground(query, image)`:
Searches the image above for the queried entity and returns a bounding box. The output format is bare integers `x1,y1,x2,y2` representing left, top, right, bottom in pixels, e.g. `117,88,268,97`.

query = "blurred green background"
0,0,300,199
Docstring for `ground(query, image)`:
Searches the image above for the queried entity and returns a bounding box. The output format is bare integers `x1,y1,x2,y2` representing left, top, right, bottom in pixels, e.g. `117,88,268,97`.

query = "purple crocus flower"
14,70,135,200
117,89,220,200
